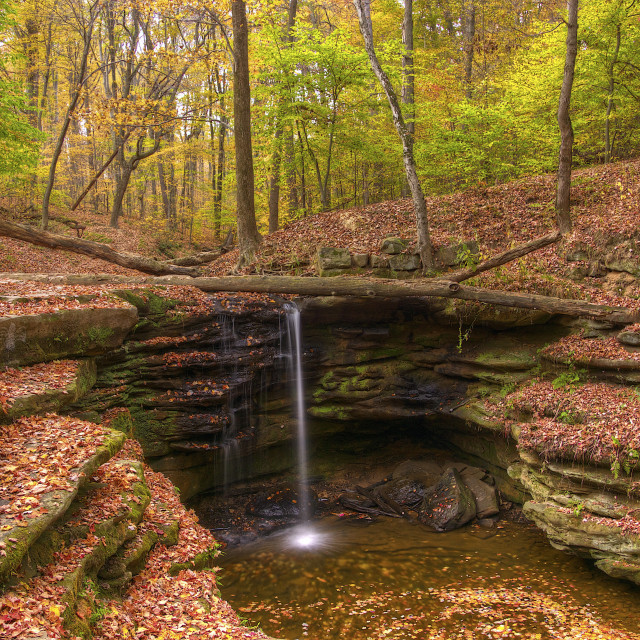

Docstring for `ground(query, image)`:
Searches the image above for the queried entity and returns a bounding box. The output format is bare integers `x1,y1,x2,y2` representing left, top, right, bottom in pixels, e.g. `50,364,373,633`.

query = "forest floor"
1,158,639,290
2,160,640,639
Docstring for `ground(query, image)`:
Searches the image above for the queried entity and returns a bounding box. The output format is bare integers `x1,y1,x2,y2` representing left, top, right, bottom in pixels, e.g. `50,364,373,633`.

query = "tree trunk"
232,0,261,268
605,22,621,164
214,115,226,238
354,0,434,269
555,0,579,235
464,2,476,99
268,0,299,233
445,230,561,283
0,219,197,276
42,9,96,230
110,164,134,228
9,272,638,325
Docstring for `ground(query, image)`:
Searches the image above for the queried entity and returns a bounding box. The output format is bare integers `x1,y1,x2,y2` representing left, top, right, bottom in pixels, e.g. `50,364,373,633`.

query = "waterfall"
284,302,311,523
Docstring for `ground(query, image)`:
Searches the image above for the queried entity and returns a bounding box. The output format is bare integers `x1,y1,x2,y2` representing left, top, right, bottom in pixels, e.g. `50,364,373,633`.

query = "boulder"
389,253,421,271
371,255,390,268
392,459,443,487
316,247,351,270
247,485,316,520
436,240,480,267
376,477,426,508
380,238,409,255
459,474,499,519
418,467,477,531
352,254,369,268
618,330,640,347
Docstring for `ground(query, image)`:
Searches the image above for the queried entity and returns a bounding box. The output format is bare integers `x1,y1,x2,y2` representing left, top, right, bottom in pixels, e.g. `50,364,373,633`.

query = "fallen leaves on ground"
0,414,111,526
0,360,79,410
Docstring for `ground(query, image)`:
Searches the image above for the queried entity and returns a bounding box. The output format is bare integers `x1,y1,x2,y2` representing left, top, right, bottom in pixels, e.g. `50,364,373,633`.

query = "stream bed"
220,516,640,640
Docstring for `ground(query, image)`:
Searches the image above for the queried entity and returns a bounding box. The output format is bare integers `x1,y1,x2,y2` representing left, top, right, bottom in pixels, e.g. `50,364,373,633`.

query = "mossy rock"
0,429,126,585
0,306,138,367
1,358,97,424
168,546,219,576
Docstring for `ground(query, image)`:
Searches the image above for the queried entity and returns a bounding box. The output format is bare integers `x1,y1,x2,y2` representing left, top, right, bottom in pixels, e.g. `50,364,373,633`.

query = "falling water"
284,303,311,524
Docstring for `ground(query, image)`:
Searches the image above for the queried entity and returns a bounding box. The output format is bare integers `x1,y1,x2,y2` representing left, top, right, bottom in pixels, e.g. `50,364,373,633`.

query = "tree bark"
354,0,434,269
42,4,97,229
605,22,621,164
446,230,561,283
555,0,578,235
0,219,197,276
268,0,298,234
5,272,637,325
232,0,261,268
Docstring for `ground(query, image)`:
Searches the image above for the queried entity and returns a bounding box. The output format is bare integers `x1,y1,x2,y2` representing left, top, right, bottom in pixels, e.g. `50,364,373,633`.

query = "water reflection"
220,517,640,640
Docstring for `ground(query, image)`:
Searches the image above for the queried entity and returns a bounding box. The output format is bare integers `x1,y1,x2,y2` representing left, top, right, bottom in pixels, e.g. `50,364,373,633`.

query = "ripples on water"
220,517,640,640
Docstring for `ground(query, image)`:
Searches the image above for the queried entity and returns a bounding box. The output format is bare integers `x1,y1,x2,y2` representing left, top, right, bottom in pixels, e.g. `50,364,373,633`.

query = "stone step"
95,463,271,640
0,414,126,584
1,455,149,639
0,358,97,424
541,333,640,383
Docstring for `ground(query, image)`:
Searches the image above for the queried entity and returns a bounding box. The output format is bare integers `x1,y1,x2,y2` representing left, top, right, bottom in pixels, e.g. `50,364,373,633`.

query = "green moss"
168,546,220,576
86,326,115,346
355,346,405,363
307,404,350,420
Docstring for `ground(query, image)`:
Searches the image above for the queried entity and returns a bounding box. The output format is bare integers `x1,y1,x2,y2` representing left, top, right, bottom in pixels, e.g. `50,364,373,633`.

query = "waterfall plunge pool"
219,515,640,640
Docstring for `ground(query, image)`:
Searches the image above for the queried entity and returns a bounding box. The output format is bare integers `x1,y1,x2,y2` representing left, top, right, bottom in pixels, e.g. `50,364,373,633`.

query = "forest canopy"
0,0,637,241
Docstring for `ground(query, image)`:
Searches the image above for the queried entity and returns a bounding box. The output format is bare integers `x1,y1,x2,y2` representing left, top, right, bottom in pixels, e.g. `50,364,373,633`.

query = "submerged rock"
247,485,317,520
419,468,477,532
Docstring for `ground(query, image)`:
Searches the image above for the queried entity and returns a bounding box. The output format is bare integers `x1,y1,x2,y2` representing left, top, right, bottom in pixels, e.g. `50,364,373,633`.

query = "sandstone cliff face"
11,286,636,588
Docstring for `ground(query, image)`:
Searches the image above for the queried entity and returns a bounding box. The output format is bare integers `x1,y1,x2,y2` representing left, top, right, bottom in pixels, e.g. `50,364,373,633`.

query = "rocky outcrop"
4,280,639,588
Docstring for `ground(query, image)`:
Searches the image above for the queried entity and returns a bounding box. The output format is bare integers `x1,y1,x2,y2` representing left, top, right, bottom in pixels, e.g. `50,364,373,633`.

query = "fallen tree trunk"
162,249,225,267
0,219,198,276
3,273,638,325
446,230,562,283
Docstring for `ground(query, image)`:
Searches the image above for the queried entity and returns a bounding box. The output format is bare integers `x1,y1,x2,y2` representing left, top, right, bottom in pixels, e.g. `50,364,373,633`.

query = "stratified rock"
418,468,477,531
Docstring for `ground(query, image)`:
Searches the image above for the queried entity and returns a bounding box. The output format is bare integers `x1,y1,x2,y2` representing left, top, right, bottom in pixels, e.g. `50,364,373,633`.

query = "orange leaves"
0,360,79,408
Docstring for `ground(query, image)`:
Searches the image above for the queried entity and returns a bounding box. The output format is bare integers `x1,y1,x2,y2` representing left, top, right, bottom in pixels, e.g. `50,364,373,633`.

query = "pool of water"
220,516,640,640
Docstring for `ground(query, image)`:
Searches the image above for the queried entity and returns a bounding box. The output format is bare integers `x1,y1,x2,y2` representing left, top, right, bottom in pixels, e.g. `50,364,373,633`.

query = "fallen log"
162,249,224,267
0,219,198,277
446,230,561,283
2,273,638,325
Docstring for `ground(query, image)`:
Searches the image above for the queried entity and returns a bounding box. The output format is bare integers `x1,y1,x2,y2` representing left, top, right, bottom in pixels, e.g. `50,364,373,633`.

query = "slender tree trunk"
268,0,298,233
605,22,621,164
232,0,261,267
214,116,227,239
268,127,283,233
42,9,96,230
110,164,133,227
354,0,434,269
464,2,476,99
400,0,415,197
555,0,579,235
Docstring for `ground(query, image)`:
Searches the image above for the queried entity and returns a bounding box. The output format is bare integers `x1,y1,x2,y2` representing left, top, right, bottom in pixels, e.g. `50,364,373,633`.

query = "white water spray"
285,303,311,524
